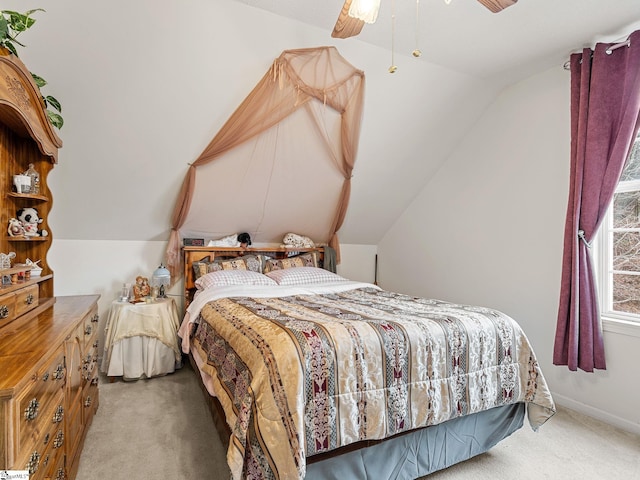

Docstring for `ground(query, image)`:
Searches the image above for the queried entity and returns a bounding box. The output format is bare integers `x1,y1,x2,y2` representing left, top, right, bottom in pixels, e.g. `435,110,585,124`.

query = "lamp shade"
151,264,171,287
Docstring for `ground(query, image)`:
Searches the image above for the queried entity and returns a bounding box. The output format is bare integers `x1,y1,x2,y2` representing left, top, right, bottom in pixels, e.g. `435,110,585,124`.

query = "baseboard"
551,392,640,436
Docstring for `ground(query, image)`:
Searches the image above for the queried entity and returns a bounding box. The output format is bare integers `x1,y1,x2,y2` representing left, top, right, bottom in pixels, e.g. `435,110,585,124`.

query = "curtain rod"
563,37,632,70
606,38,630,55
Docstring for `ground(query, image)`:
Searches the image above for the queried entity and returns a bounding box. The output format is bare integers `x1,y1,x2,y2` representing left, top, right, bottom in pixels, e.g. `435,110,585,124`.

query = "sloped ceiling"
225,0,640,245
2,0,638,247
232,0,640,83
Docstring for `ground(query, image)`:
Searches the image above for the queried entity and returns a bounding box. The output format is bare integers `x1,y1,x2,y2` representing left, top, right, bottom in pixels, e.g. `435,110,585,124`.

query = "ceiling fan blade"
332,0,365,39
477,0,518,13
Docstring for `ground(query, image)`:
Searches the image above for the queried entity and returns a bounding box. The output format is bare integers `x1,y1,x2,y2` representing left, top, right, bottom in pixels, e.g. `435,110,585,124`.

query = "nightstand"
101,297,182,381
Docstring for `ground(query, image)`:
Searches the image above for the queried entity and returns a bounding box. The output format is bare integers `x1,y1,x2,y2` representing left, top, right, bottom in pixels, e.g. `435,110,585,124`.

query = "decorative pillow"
192,257,213,280
195,270,277,290
192,254,264,280
263,252,319,273
208,254,264,273
265,267,348,286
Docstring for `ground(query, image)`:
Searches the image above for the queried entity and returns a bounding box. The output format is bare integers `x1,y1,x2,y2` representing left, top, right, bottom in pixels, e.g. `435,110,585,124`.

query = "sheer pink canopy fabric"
165,47,365,280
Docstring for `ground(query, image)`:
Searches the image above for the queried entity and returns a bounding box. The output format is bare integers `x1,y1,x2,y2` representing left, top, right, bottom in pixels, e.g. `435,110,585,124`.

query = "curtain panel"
554,30,640,372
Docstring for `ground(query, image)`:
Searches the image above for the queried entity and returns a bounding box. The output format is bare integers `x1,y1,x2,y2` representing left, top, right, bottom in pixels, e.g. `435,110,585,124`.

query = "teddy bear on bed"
16,207,48,237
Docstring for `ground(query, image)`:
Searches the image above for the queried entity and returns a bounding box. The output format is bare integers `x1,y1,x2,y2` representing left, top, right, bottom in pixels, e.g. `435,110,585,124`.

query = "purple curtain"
554,30,640,372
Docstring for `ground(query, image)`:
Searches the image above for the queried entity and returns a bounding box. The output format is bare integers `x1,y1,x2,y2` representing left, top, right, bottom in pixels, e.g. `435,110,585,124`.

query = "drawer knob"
53,364,65,380
85,324,92,335
24,397,40,421
44,433,50,445
91,313,99,323
56,467,65,480
53,405,64,423
0,305,9,319
53,430,64,448
42,372,50,382
26,451,40,474
25,293,34,305
84,395,92,408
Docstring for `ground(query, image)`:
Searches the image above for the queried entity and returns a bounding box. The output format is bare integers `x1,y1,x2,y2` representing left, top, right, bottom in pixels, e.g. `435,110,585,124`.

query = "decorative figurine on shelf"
132,276,150,302
16,207,48,237
25,258,42,277
0,251,16,270
23,163,40,194
7,217,26,237
12,174,30,194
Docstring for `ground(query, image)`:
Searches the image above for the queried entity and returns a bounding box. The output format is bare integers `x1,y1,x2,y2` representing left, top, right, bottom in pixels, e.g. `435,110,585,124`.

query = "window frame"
595,167,640,338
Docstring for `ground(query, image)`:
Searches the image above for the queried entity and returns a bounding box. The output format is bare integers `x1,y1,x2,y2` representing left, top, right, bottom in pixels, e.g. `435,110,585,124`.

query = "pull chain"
413,0,422,57
389,0,397,73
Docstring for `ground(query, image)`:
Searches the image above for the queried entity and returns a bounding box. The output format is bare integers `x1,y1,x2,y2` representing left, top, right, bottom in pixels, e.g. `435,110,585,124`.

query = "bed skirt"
305,402,525,479
188,351,525,479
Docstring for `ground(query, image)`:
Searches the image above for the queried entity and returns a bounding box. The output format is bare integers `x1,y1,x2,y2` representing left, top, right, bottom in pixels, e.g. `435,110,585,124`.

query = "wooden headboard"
182,246,325,306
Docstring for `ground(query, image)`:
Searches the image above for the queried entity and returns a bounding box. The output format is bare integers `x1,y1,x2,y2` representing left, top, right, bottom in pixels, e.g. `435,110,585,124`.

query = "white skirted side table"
101,297,182,381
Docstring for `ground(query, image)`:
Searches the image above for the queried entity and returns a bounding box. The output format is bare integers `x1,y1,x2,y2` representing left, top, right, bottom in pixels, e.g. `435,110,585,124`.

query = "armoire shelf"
0,45,62,325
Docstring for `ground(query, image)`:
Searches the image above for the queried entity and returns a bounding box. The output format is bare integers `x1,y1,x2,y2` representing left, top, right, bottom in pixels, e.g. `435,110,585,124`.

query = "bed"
178,247,556,480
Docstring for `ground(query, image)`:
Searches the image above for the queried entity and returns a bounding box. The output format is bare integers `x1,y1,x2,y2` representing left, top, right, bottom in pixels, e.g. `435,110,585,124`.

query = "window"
597,130,640,326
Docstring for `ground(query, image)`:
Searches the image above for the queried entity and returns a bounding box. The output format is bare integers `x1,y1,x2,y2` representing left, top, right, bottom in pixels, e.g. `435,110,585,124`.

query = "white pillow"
265,267,349,286
195,270,277,290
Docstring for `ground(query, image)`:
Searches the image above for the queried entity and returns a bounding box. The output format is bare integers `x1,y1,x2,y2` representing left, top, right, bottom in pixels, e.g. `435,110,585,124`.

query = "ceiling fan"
332,0,518,39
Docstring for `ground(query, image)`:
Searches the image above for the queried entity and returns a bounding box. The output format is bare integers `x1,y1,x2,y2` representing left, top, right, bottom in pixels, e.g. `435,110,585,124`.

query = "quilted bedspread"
189,285,556,480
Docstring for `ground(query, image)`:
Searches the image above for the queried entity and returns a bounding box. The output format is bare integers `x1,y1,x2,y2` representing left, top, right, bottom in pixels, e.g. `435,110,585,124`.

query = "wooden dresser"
0,47,100,478
0,295,100,479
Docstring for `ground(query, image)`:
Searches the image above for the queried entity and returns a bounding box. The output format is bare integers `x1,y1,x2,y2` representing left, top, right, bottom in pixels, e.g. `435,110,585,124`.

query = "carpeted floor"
76,364,640,480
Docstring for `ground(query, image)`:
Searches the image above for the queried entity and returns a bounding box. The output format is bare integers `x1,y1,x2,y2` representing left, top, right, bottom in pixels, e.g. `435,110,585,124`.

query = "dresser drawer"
0,290,16,328
15,392,65,479
82,371,99,424
82,306,99,351
16,350,66,455
14,284,39,317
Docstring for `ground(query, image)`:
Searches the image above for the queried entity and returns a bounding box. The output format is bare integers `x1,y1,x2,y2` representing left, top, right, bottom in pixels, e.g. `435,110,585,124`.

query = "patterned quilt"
189,285,556,480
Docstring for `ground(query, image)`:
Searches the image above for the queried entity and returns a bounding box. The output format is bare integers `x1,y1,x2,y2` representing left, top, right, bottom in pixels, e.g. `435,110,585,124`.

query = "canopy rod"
563,36,632,70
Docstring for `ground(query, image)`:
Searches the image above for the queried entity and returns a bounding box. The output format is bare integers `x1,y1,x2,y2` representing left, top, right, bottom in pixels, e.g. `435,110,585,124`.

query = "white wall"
378,66,640,435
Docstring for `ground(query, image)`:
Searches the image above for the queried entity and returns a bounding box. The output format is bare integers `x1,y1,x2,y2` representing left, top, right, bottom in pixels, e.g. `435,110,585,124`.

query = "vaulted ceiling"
232,0,640,85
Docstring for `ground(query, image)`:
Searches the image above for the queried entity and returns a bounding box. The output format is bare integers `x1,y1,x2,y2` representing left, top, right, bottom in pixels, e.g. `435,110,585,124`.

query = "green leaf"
46,110,63,129
31,73,46,88
0,16,9,39
4,41,17,56
45,96,61,113
7,12,29,32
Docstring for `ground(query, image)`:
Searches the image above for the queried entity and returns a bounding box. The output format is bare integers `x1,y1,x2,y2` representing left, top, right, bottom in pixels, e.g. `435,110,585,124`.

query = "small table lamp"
151,264,171,298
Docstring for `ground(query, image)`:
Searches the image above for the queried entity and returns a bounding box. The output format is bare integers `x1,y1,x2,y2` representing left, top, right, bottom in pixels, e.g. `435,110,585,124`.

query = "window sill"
602,316,640,338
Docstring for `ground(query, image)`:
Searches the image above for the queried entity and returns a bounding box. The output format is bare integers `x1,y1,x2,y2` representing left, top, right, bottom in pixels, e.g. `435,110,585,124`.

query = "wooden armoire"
0,47,100,479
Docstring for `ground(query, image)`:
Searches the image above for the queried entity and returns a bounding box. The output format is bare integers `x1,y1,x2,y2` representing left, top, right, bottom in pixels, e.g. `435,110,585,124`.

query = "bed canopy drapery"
166,46,365,280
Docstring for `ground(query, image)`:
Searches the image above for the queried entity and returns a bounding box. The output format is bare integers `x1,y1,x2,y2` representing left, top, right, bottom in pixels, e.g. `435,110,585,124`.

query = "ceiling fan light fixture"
348,0,381,24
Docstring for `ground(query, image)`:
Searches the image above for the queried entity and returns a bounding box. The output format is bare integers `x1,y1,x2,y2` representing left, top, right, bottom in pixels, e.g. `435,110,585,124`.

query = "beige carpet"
76,364,640,480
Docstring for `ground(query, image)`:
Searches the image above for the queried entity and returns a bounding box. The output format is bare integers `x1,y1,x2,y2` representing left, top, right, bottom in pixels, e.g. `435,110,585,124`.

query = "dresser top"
0,295,99,396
